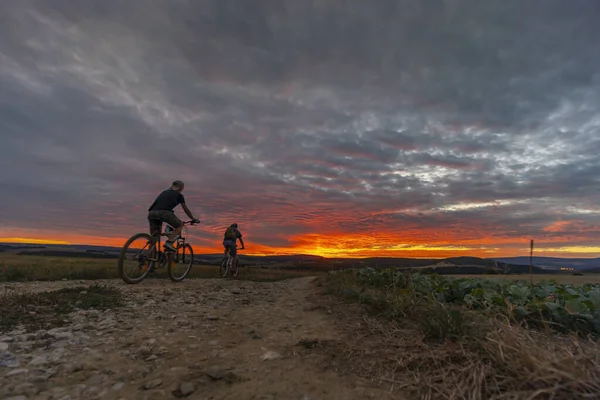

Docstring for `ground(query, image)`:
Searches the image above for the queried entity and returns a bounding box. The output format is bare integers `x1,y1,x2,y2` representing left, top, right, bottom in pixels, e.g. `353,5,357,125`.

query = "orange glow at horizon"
2,232,600,259
0,237,71,245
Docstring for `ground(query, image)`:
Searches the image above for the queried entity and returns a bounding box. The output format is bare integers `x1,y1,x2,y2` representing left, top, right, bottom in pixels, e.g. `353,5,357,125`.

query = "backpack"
224,226,236,240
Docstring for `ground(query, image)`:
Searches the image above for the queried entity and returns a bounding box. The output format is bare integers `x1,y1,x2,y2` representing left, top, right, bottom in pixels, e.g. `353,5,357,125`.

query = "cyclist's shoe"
164,241,177,252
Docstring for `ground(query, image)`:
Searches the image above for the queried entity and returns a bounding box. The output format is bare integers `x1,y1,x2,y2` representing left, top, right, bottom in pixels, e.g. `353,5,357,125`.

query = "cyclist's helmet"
231,223,238,228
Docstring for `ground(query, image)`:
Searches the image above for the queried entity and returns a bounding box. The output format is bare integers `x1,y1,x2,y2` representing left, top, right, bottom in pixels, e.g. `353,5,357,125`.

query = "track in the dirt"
0,277,394,400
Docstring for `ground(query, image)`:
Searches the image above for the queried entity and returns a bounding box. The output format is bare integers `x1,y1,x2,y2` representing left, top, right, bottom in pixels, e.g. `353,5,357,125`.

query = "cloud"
1,0,600,257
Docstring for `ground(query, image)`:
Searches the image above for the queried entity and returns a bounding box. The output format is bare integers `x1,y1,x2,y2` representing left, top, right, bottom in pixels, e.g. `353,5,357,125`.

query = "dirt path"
1,277,394,400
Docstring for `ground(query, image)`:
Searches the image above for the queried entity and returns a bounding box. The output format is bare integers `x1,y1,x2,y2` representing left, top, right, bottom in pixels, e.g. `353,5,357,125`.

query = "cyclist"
223,223,245,259
147,180,200,251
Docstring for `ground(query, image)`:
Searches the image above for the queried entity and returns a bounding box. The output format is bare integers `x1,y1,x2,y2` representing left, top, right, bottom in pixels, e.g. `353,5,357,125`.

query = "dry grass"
315,274,600,399
0,253,316,282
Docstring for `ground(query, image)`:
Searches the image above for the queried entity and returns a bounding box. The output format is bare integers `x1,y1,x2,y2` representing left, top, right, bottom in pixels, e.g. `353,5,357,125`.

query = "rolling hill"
492,257,600,271
0,242,572,275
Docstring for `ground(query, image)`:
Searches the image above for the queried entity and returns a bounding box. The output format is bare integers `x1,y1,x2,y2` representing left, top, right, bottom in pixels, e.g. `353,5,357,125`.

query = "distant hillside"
0,242,590,275
17,250,118,259
492,257,600,271
443,256,504,267
408,256,552,275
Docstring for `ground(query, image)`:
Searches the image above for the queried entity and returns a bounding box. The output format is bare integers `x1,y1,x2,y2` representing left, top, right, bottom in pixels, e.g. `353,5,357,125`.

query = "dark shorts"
147,210,182,235
223,239,237,257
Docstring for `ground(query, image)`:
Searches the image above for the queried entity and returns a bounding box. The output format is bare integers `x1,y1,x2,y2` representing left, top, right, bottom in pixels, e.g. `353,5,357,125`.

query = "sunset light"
2,2,600,398
0,237,70,245
1,1,599,261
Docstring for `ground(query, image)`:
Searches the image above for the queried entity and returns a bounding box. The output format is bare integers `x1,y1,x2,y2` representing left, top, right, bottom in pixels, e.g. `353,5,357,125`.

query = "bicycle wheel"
231,256,239,277
219,256,229,278
118,233,156,284
168,243,194,282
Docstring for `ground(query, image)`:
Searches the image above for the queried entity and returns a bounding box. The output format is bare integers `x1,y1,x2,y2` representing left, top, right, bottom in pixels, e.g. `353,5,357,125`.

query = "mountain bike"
118,220,198,284
220,245,243,278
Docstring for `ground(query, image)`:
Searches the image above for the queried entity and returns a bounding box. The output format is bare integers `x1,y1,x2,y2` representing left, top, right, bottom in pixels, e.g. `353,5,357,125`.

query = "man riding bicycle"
147,180,200,251
223,223,245,258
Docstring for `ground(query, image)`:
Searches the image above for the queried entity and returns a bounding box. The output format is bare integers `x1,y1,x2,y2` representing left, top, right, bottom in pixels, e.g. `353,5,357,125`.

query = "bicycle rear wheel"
168,243,194,282
118,233,156,284
219,256,229,278
231,256,239,277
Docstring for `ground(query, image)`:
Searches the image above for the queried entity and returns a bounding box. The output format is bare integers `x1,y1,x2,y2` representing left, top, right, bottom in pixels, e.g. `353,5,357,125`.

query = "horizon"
2,2,600,259
3,239,600,261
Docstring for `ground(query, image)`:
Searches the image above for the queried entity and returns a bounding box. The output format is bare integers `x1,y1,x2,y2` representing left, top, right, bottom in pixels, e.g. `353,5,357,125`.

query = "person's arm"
179,194,199,222
237,231,245,249
181,203,196,221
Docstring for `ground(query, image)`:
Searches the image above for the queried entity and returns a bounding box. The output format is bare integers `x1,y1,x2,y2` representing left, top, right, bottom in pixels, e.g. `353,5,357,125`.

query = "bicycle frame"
149,221,192,264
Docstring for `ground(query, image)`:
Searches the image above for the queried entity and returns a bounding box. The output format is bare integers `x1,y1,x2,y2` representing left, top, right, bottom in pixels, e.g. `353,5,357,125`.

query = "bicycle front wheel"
168,243,194,282
118,233,156,284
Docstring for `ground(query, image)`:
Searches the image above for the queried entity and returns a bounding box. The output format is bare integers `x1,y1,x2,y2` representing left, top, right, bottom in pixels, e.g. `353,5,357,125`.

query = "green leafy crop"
335,268,600,336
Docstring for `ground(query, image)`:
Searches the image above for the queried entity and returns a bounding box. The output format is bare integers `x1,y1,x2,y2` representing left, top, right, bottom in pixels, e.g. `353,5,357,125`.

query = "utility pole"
529,239,534,287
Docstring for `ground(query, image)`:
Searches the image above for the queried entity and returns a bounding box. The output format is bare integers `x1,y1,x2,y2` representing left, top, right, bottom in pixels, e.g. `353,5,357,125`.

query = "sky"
1,0,600,258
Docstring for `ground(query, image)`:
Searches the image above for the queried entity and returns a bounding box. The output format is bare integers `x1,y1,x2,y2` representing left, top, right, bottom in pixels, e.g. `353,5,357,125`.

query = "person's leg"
147,212,163,240
167,225,183,242
160,211,182,251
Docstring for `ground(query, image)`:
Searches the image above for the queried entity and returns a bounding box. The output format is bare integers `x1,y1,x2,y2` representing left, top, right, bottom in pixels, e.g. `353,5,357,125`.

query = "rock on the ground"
29,349,65,366
204,366,227,380
64,362,85,373
137,346,152,356
6,368,29,377
142,378,163,390
0,351,20,368
87,374,103,385
260,350,282,361
179,382,195,397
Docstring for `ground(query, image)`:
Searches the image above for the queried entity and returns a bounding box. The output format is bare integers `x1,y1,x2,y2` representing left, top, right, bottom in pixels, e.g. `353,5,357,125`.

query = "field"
453,273,600,284
0,253,317,282
323,267,600,399
334,268,600,336
2,254,600,398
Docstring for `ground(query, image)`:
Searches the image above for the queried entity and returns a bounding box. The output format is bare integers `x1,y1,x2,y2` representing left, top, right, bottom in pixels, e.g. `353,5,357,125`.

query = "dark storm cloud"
1,0,600,252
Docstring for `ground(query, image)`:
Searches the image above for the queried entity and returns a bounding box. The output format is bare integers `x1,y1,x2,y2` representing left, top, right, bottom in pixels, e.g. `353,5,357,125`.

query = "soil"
0,276,396,400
